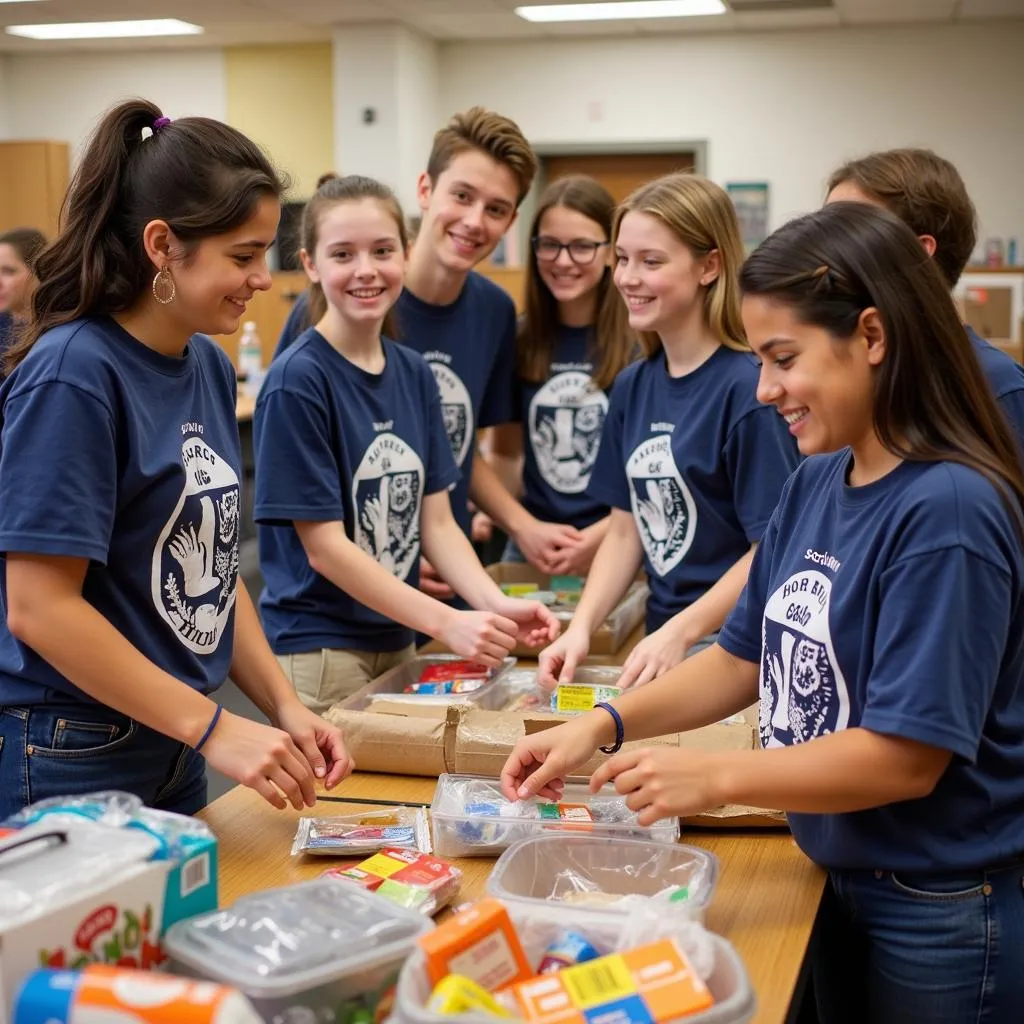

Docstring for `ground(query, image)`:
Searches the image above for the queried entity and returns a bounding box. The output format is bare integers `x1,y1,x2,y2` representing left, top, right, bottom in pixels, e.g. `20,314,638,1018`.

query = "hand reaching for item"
490,594,561,649
500,713,608,802
589,746,726,826
536,626,591,690
439,610,520,666
616,619,694,690
200,706,353,810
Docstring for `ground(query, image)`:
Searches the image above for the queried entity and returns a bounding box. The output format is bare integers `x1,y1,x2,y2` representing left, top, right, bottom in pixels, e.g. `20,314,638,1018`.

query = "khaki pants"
277,645,416,715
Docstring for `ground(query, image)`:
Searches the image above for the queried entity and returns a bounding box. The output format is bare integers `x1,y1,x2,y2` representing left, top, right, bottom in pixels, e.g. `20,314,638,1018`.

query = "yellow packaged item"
427,974,514,1017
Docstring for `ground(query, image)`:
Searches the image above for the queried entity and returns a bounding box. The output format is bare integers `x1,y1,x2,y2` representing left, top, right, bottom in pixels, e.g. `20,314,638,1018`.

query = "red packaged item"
321,848,461,916
417,661,491,683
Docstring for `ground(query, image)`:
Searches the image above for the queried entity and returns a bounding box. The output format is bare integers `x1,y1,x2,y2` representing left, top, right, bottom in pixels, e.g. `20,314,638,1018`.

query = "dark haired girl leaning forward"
0,100,352,820
501,202,1024,1024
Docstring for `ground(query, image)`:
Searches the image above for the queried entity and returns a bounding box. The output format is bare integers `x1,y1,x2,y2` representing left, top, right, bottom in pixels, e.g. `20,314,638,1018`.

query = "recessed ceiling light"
5,19,204,40
515,0,727,22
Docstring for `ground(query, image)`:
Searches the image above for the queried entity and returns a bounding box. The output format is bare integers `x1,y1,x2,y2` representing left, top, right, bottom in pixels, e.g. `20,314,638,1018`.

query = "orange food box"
417,898,533,992
508,939,714,1024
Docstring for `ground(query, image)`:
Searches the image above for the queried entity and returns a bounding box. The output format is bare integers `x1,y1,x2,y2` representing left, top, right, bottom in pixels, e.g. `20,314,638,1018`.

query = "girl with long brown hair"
502,202,1024,1024
538,172,797,689
253,175,558,712
490,174,635,575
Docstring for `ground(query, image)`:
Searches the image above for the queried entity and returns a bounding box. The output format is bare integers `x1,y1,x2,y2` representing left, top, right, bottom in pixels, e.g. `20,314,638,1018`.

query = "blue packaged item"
537,931,602,974
457,803,502,843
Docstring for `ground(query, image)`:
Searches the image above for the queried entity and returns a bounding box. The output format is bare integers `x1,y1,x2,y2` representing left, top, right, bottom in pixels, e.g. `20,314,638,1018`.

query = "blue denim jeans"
501,536,528,564
0,701,207,821
814,863,1024,1023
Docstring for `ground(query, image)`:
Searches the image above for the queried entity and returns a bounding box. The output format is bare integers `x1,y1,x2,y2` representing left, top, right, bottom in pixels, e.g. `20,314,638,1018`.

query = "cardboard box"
325,701,754,778
485,563,648,656
324,698,785,829
418,899,532,992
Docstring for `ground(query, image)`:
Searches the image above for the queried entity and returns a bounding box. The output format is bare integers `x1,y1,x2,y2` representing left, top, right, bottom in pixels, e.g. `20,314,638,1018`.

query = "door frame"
512,140,709,262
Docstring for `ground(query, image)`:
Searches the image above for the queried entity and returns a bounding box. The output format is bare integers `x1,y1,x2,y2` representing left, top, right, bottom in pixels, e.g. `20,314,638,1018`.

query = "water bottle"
237,322,263,397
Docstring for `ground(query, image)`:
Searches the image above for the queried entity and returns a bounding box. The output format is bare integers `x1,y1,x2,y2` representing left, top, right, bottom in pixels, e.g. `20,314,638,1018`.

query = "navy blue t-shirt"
968,326,1024,452
273,278,517,537
394,275,516,535
274,293,308,361
720,453,1024,871
514,325,614,530
254,330,460,654
589,346,799,631
0,317,243,704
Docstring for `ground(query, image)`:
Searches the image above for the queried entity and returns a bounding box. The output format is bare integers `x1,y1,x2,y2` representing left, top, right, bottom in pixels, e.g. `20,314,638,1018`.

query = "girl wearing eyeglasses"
489,175,636,576
537,173,798,690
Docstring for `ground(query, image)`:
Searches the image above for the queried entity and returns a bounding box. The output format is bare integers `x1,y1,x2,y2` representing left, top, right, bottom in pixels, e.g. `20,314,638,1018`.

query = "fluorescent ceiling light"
516,0,726,22
6,19,204,40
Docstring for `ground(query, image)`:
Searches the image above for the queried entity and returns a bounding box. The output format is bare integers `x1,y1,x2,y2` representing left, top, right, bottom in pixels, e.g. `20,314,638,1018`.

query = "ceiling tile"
735,8,842,28
836,0,956,23
956,0,1024,17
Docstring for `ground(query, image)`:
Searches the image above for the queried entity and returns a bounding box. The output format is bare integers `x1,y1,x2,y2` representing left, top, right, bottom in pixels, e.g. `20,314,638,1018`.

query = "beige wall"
225,43,334,199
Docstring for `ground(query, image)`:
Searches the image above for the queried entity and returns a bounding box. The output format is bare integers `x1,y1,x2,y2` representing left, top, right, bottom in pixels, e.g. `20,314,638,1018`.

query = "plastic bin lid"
163,879,433,997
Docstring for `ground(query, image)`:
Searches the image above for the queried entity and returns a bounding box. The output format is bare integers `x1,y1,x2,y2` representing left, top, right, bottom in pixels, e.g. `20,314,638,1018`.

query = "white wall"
4,50,227,159
440,22,1024,250
396,28,439,216
0,57,9,138
332,25,438,213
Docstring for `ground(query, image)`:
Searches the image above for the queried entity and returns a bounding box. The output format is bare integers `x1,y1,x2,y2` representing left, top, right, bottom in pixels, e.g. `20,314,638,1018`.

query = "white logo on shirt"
529,370,607,494
626,434,697,577
352,432,424,580
428,360,473,467
760,569,850,748
153,436,239,654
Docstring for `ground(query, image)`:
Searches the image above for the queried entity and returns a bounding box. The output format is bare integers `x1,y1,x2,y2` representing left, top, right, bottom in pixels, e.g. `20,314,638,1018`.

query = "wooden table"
200,773,824,1024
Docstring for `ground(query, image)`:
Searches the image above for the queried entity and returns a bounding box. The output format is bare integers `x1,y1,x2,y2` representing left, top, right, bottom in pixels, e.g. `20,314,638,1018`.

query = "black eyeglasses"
532,236,609,266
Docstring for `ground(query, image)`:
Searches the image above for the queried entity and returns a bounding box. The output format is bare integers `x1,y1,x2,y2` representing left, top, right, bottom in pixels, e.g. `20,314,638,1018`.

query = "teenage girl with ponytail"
0,99,352,819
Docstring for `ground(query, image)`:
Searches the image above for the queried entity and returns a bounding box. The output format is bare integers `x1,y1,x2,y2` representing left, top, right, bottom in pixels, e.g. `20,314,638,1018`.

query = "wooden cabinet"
215,270,307,368
0,141,70,238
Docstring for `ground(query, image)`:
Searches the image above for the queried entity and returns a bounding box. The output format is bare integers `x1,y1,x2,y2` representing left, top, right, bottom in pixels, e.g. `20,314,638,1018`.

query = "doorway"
543,151,698,203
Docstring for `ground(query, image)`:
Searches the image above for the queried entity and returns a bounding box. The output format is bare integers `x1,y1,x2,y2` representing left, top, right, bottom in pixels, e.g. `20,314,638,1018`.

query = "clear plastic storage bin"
338,655,517,711
163,879,433,1023
390,933,756,1024
430,773,681,858
486,833,719,943
499,665,622,712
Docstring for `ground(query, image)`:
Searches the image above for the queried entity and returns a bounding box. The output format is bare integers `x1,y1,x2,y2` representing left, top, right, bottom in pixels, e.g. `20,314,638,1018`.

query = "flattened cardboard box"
324,702,786,829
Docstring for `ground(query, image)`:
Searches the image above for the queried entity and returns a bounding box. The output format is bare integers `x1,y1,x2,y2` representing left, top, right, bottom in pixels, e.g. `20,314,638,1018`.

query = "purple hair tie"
152,116,172,133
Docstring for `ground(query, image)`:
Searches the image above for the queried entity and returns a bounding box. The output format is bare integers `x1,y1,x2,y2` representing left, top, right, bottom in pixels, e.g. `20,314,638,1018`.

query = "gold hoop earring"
152,266,176,305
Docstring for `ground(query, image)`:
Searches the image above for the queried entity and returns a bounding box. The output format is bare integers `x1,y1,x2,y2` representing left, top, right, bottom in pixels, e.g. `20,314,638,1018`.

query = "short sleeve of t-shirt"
253,384,343,525
586,371,630,511
723,405,799,541
0,381,117,564
477,298,517,429
861,543,1012,762
421,358,462,496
